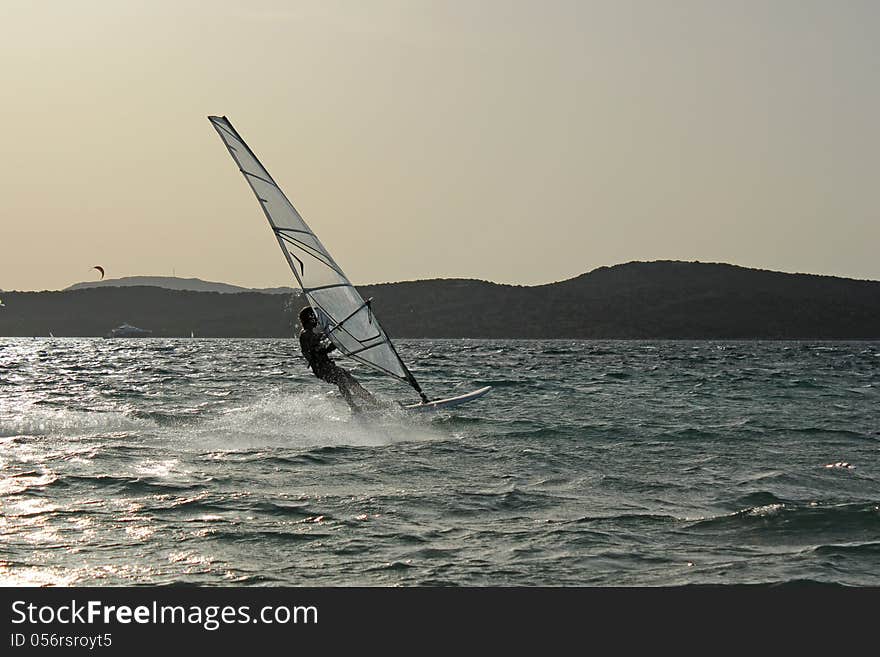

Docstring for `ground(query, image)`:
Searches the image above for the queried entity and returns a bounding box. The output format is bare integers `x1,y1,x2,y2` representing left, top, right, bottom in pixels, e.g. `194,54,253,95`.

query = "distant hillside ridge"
66,276,298,295
1,286,298,338
357,261,880,338
2,261,878,338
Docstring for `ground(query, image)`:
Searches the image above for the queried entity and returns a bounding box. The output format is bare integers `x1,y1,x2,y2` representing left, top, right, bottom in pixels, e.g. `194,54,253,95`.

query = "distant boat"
107,323,152,338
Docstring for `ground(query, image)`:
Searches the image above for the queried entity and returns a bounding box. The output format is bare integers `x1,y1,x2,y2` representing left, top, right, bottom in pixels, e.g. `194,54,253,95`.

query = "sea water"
1,338,878,586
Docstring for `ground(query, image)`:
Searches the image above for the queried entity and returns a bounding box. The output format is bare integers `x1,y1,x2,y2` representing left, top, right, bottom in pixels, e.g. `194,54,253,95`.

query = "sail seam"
275,234,343,276
241,169,278,188
304,283,351,293
344,341,387,357
215,122,241,144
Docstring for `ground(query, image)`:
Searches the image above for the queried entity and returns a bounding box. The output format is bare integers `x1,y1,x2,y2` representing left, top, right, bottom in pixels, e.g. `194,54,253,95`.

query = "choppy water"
1,338,878,586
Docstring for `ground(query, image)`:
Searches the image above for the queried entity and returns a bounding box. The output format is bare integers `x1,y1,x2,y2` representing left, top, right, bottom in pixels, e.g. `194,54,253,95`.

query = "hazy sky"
2,0,877,291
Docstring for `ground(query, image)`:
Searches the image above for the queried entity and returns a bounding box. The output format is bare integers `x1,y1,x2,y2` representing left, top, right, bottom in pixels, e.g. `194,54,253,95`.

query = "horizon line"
4,260,880,294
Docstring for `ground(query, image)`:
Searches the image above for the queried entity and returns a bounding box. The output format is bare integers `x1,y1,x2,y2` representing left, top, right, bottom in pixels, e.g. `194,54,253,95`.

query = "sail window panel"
279,230,328,259
324,323,372,356
246,181,345,283
212,131,268,182
278,233,335,270
364,344,409,379
309,286,376,341
349,340,408,379
285,245,348,289
309,287,408,379
230,150,265,181
351,343,408,380
248,178,311,232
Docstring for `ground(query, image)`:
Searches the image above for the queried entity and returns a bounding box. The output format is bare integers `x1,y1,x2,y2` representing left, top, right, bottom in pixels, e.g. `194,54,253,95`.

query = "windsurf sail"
208,115,428,402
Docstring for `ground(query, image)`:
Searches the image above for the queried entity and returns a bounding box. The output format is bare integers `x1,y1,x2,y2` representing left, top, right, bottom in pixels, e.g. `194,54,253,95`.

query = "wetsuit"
299,327,375,409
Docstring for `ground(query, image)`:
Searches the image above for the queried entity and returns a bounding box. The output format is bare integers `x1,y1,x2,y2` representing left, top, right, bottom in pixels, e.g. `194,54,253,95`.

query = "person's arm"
305,328,336,355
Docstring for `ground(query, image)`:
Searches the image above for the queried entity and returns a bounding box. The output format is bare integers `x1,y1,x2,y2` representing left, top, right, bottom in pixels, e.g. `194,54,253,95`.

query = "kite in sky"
93,266,105,280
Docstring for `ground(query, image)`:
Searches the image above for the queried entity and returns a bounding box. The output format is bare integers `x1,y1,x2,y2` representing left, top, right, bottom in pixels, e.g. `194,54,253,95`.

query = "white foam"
0,388,450,459
172,389,444,452
0,407,155,438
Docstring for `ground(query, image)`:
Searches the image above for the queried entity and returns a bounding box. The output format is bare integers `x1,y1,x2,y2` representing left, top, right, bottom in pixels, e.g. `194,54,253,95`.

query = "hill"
66,276,298,295
358,261,880,339
2,261,878,338
0,287,297,338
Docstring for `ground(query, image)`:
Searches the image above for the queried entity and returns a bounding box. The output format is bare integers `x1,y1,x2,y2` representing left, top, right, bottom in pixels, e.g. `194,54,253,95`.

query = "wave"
570,512,680,527
137,366,183,375
248,452,336,466
653,427,724,441
447,487,566,514
728,491,788,508
143,493,331,522
0,471,58,495
812,541,880,557
498,425,586,441
48,474,205,495
144,345,178,353
204,529,331,544
250,501,327,519
420,353,451,361
786,379,826,389
147,495,230,514
541,348,580,356
789,427,872,441
218,573,287,585
687,502,880,535
477,379,520,387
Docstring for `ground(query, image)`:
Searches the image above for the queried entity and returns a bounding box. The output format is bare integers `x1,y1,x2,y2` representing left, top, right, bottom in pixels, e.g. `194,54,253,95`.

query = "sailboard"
208,115,489,411
402,386,492,412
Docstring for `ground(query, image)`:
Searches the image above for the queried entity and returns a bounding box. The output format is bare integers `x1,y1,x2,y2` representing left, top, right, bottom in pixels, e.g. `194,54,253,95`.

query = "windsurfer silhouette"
298,306,379,412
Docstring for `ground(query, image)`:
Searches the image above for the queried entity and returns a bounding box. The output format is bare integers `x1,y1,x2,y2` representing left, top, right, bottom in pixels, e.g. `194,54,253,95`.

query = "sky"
1,0,878,291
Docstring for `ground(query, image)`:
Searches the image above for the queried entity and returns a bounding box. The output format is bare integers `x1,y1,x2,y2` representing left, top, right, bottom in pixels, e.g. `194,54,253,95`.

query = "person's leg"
324,367,360,411
344,371,378,405
332,367,380,408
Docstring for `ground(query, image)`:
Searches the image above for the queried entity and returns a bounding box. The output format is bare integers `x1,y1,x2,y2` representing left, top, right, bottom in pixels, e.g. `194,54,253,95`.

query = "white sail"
208,116,426,399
